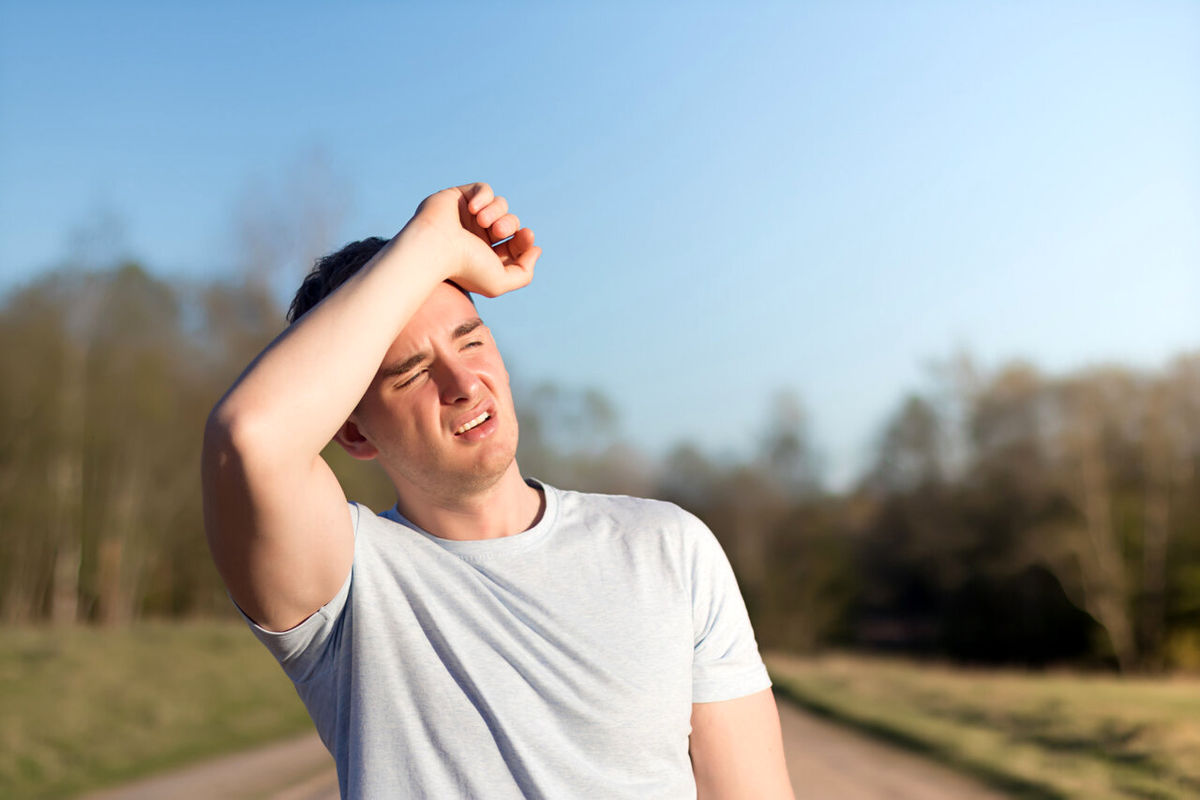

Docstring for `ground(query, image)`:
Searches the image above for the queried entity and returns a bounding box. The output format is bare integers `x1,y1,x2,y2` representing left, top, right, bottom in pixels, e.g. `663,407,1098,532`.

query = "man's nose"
436,357,481,404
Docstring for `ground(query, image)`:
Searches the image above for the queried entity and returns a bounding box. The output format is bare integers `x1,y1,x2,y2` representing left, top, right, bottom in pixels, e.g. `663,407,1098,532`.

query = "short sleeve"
683,509,772,703
234,502,358,684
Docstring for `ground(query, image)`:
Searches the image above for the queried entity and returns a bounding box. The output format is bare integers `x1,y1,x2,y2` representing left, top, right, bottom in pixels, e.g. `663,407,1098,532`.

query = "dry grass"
0,623,312,799
767,652,1200,800
7,628,1198,799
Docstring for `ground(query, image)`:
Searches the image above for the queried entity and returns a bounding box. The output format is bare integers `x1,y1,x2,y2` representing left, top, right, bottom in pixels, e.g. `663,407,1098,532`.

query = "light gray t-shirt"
244,480,770,799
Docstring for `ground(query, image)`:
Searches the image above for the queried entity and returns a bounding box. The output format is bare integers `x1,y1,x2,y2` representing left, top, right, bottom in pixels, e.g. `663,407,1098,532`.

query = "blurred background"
1,1,1198,798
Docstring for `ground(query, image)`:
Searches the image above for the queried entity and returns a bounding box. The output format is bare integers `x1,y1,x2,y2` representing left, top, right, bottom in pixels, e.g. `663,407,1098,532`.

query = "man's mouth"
454,412,491,435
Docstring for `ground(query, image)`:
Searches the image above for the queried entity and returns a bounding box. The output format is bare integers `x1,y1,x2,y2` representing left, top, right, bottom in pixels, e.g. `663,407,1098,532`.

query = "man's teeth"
455,412,490,435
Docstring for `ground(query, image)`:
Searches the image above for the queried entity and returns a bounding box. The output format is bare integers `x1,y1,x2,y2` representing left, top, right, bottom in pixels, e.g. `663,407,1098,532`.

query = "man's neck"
393,462,545,541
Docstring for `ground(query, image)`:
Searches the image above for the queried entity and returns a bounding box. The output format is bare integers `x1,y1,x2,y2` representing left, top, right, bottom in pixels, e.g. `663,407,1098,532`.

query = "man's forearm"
199,183,535,632
209,224,446,463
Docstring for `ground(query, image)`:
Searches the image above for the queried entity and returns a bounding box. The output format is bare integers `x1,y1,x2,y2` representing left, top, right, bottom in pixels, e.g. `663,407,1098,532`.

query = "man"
202,183,794,799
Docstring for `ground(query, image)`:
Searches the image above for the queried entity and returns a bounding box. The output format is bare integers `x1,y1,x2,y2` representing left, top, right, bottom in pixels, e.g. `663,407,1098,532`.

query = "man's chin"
385,433,518,500
442,445,518,493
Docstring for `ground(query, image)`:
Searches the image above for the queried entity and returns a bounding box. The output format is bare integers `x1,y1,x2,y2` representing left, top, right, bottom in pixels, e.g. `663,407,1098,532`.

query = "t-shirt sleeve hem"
692,663,773,704
238,565,352,639
236,567,352,679
233,502,359,681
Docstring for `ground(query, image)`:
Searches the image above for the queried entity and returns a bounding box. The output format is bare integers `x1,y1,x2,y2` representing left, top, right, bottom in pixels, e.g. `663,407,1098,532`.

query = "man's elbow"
200,404,278,532
202,399,274,474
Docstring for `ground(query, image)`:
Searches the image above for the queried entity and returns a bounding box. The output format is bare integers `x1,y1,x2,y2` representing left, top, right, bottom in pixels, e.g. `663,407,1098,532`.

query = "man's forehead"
377,316,486,380
401,282,476,332
402,307,484,342
416,281,478,323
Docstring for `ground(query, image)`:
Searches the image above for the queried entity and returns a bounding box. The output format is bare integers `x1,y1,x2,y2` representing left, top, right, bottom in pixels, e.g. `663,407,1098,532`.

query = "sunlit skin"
203,182,540,633
202,182,792,798
333,283,541,540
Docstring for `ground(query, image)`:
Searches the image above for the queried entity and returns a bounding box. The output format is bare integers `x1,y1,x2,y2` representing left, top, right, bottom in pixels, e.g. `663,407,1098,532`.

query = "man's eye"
397,370,427,389
464,340,484,349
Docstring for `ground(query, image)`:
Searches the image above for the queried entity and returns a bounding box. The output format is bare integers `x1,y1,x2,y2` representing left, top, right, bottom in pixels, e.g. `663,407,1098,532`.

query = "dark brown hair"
288,236,477,323
287,237,391,323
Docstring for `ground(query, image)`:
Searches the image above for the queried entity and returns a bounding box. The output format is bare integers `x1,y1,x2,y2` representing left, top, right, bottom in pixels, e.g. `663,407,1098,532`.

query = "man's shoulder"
551,482,679,515
547,483,711,542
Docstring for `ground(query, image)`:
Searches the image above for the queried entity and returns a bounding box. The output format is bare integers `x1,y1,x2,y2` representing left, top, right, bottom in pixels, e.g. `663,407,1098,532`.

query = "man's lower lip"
455,414,498,441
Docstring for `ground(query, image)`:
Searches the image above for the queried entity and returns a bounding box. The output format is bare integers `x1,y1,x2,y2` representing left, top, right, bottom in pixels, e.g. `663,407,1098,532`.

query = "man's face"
339,282,520,500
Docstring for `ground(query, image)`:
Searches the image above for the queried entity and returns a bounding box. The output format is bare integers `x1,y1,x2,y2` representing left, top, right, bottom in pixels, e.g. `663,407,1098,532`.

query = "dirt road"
81,695,1010,799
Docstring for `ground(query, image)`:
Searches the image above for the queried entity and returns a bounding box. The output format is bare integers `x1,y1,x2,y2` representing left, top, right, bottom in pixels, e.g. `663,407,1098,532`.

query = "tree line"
653,356,1200,672
1,263,1197,672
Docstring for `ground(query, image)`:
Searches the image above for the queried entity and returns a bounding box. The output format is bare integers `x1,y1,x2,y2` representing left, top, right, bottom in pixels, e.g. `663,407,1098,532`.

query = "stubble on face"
359,284,522,507
391,400,520,503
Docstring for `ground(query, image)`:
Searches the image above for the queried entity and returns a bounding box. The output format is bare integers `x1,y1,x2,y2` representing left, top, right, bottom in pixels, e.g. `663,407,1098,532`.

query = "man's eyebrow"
377,319,485,381
453,318,484,339
378,353,427,380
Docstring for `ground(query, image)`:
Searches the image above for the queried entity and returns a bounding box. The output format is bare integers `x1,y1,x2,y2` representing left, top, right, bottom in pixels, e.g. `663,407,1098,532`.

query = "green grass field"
767,652,1200,800
0,623,313,799
6,626,1200,799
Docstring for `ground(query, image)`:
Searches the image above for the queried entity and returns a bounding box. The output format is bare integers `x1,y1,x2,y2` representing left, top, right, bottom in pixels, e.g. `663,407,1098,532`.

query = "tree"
866,394,944,494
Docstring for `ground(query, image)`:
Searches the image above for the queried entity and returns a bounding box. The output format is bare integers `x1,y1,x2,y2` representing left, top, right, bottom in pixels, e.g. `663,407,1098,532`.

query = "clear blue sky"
2,1,1197,485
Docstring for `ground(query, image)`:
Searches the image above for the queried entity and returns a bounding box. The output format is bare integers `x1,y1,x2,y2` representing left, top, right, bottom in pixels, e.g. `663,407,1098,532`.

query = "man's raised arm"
201,183,540,632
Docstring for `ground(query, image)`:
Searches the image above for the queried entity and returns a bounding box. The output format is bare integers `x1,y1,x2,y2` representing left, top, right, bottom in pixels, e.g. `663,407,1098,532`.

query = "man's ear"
333,418,379,461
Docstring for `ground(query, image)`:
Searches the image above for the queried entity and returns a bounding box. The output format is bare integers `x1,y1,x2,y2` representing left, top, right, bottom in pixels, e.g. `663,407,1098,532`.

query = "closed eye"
396,369,427,389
